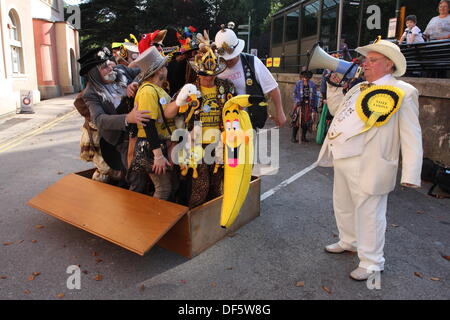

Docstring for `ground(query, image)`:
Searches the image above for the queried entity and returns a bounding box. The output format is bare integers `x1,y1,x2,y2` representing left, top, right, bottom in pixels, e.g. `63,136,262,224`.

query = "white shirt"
218,55,278,95
327,74,394,160
424,15,450,40
403,26,425,43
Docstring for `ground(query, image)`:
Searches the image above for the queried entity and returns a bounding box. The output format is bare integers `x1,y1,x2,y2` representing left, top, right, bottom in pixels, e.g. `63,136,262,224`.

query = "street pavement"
0,95,449,300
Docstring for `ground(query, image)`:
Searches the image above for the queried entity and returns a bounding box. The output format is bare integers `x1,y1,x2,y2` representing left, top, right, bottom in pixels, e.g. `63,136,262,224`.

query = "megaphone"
307,43,361,79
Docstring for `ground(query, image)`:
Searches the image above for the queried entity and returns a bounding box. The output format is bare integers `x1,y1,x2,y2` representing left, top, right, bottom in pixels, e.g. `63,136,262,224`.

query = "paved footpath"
0,95,449,300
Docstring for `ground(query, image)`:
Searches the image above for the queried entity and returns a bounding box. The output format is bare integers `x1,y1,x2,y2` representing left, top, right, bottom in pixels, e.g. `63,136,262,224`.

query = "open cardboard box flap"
27,172,189,256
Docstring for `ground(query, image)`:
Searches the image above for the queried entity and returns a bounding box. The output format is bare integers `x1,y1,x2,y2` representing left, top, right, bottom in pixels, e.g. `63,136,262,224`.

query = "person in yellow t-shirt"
165,31,236,208
128,46,197,200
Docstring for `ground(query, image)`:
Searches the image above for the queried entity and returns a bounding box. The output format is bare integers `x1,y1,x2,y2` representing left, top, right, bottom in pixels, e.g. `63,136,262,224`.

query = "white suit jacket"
317,76,423,196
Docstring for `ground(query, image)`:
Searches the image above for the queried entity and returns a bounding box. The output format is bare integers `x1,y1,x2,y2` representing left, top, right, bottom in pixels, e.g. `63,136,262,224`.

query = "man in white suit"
317,39,423,280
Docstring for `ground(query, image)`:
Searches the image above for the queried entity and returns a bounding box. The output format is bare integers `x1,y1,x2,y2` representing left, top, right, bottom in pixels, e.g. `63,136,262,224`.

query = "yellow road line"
0,110,77,154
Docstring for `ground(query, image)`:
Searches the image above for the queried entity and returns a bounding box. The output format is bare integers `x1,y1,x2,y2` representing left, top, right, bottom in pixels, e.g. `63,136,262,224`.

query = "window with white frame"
8,10,23,74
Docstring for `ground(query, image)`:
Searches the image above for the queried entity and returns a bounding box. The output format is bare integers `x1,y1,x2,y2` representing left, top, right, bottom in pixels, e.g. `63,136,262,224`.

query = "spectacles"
363,57,388,64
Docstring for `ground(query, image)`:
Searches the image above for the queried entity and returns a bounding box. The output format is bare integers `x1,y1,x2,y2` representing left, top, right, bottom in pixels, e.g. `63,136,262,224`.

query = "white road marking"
261,162,318,201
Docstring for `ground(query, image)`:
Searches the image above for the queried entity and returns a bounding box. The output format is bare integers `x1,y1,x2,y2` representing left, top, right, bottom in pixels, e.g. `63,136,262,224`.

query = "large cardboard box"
28,169,261,258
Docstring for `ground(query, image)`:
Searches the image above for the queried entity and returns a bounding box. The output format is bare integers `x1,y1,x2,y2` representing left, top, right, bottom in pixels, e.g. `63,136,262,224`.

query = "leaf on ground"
226,267,233,271
95,258,103,264
431,277,440,281
416,210,425,215
442,255,450,261
211,282,217,288
57,293,65,299
414,272,423,278
3,242,14,246
139,285,145,292
28,272,41,281
82,270,89,275
321,286,332,294
31,240,38,243
91,252,99,257
35,225,45,229
0,276,7,280
24,290,31,295
95,274,103,281
16,240,24,244
391,224,400,228
296,281,305,287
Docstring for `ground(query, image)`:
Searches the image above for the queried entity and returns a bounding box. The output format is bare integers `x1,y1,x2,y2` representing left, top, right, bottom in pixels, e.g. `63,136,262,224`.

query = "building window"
8,10,23,74
285,10,300,42
321,0,338,51
272,16,284,46
303,0,320,38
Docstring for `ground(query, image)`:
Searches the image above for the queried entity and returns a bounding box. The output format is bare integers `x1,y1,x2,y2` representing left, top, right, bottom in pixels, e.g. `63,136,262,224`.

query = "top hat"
133,46,169,80
78,47,113,76
189,30,226,76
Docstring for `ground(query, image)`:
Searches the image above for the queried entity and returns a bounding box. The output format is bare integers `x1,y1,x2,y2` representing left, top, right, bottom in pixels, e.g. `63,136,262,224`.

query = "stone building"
0,0,80,116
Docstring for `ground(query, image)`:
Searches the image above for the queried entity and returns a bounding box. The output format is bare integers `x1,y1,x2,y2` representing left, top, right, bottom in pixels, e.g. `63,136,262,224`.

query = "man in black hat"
79,47,148,175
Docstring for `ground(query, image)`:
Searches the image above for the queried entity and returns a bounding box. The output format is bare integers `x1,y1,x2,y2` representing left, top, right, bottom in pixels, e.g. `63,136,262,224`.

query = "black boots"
291,127,299,143
301,127,309,142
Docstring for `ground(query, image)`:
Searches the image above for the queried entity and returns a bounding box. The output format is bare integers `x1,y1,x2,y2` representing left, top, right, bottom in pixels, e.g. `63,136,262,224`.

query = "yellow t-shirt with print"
199,85,222,144
135,82,175,140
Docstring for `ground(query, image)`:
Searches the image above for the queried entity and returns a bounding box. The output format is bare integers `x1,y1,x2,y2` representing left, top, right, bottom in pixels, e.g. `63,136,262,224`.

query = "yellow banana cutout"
220,95,263,229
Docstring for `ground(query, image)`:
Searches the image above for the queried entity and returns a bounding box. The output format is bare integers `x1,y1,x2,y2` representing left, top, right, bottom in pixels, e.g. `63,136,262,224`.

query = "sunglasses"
217,41,239,56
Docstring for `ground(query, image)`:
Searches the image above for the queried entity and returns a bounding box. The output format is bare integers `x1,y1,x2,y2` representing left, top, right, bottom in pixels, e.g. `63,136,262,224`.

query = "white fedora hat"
214,28,245,60
133,46,168,80
356,38,406,77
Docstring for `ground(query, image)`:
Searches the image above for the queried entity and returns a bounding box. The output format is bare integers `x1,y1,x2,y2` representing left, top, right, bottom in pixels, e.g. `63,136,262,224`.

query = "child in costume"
291,70,317,142
128,46,194,200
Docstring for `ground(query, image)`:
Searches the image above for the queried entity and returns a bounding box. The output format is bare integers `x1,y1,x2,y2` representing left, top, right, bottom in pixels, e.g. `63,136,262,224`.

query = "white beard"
103,71,117,82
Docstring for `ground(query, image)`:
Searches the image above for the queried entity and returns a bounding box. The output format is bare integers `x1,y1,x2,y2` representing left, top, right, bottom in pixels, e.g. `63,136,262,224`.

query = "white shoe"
324,242,357,254
350,267,383,281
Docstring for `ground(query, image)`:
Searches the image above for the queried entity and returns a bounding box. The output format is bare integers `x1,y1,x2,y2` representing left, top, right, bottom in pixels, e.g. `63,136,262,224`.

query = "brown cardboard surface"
27,173,189,256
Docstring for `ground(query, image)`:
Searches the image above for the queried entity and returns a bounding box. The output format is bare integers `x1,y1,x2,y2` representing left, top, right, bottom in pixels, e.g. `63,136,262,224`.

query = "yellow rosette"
352,85,404,138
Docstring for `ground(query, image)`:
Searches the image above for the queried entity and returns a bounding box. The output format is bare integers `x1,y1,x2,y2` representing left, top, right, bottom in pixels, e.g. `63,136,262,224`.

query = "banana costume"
220,95,264,229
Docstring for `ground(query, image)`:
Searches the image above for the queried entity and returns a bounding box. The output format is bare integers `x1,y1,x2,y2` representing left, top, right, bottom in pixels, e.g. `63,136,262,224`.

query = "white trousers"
333,156,388,270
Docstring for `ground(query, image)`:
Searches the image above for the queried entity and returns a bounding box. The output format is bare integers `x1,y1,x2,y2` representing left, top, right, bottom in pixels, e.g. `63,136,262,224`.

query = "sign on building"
388,18,397,39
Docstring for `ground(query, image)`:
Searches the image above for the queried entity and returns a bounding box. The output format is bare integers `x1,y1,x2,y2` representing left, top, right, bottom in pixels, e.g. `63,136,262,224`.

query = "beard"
103,70,117,82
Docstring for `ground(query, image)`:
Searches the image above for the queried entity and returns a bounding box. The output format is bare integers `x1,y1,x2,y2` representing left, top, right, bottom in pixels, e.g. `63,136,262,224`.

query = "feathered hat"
176,26,200,54
189,30,226,76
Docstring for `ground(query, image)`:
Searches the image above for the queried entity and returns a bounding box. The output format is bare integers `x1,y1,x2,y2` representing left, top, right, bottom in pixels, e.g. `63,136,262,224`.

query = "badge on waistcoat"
351,85,404,139
246,79,253,86
219,86,225,94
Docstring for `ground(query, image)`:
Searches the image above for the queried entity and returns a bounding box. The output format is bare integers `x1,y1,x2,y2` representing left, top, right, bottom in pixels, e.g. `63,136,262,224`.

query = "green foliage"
77,0,302,53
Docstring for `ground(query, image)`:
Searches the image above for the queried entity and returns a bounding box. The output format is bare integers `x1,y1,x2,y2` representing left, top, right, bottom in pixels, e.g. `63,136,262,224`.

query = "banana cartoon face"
222,106,250,168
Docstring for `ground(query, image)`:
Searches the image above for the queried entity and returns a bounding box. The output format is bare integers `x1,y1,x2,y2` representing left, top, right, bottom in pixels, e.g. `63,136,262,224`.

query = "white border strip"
261,162,318,201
